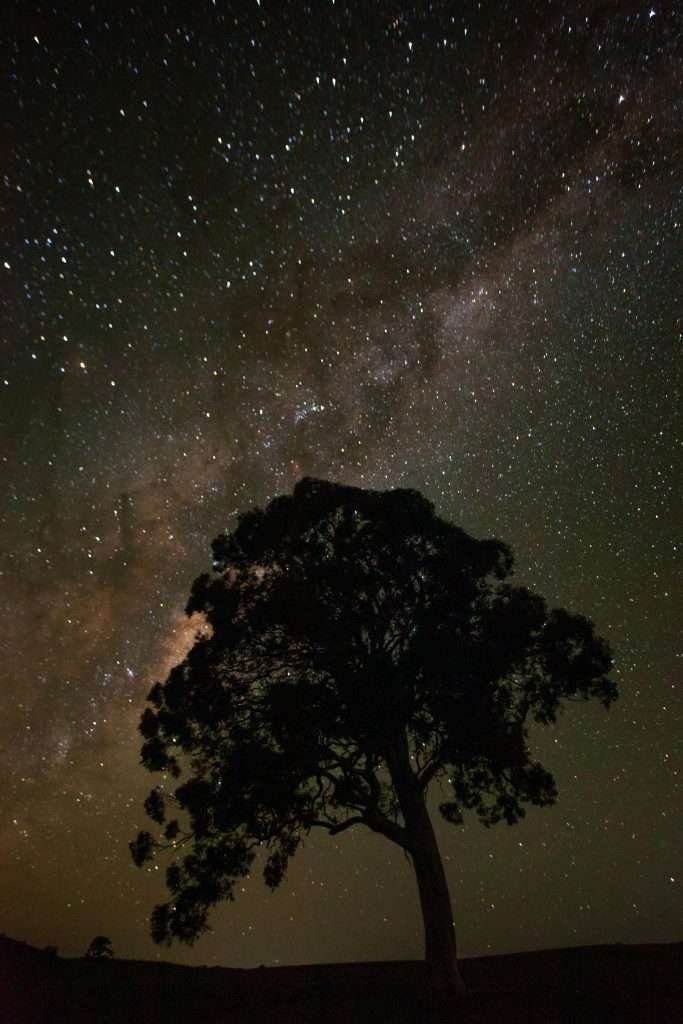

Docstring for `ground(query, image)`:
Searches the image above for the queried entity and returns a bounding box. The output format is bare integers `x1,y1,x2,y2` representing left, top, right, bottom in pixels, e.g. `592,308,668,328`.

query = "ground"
1,934,680,1022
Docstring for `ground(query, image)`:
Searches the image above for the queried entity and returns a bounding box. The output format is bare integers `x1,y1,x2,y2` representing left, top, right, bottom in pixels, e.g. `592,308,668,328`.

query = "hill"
1,934,680,1022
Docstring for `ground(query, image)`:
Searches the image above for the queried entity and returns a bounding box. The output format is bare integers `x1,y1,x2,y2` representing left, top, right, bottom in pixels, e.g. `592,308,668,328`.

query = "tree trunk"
384,735,467,1011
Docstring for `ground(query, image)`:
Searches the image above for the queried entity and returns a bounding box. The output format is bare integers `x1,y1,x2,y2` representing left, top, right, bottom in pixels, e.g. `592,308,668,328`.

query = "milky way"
1,1,680,966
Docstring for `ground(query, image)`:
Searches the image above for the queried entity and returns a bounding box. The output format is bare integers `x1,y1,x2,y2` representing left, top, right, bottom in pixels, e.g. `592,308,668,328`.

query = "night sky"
1,1,681,968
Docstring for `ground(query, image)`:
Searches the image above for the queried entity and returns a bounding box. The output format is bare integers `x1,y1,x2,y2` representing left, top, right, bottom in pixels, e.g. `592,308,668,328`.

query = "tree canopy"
85,935,114,959
131,478,615,977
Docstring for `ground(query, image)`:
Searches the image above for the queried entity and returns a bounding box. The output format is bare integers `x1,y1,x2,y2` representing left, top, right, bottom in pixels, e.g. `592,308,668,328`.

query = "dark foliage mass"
85,935,114,959
132,478,615,947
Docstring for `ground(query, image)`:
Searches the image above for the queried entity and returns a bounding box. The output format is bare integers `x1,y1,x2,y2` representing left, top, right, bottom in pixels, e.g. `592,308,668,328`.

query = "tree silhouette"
85,935,114,959
131,478,615,1004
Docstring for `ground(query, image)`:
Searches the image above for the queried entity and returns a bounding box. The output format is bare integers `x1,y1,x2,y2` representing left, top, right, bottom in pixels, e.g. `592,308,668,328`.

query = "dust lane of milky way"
0,1,680,967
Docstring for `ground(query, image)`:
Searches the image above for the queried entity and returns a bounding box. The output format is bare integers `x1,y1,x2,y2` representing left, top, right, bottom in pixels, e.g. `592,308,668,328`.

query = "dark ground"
1,934,680,1023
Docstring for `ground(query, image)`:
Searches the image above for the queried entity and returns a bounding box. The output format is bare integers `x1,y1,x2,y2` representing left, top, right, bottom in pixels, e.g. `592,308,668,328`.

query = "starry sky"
1,0,681,968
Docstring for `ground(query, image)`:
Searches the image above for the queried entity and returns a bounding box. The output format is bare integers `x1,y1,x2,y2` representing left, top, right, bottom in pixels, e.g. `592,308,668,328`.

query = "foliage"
85,935,114,959
132,478,615,944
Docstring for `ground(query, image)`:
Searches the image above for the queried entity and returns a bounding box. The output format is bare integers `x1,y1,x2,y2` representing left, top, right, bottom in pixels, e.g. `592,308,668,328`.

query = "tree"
131,478,615,1005
85,935,113,959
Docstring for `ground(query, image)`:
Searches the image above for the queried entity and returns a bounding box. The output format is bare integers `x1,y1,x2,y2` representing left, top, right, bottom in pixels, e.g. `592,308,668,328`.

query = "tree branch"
364,809,412,851
307,815,366,836
307,802,411,849
417,755,445,792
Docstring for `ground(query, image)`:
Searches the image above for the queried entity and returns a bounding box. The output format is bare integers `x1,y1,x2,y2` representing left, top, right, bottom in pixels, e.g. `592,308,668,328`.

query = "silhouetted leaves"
85,936,114,959
129,830,154,867
132,478,615,953
143,789,165,825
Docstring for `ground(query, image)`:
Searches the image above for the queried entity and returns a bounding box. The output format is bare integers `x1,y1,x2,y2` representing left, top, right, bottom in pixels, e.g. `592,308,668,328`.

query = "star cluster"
0,1,680,966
